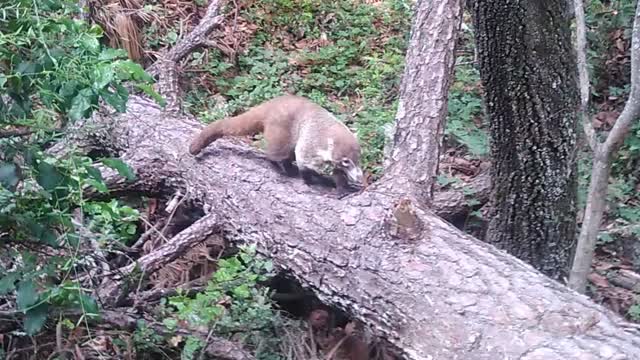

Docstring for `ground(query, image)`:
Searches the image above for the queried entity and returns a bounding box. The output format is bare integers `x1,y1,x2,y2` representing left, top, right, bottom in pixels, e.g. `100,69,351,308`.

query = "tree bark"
473,0,580,280
569,0,640,293
60,95,640,360
383,0,462,205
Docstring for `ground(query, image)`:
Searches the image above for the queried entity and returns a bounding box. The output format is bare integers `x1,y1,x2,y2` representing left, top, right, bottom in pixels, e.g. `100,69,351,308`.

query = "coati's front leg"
300,168,336,188
331,169,360,199
266,146,299,177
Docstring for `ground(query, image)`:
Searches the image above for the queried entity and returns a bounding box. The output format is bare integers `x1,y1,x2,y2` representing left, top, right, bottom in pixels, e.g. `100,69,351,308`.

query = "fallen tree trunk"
55,96,640,359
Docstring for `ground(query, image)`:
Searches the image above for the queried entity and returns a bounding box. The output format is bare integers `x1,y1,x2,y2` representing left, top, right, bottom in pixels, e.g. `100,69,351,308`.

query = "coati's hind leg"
268,152,298,177
264,126,298,177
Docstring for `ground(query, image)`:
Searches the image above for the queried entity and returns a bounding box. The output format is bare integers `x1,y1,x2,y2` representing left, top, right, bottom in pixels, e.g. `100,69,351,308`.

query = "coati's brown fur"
188,95,364,195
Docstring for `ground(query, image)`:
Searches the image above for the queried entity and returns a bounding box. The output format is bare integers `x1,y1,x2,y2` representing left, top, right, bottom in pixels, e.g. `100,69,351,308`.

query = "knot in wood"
387,197,424,240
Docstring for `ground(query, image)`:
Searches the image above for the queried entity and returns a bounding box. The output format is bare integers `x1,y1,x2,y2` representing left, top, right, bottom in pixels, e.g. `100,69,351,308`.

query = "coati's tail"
188,107,266,155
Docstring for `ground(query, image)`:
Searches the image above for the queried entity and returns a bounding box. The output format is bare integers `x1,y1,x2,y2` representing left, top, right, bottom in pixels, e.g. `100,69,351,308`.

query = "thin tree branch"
574,0,597,151
0,129,34,138
569,0,640,293
602,5,640,155
146,0,226,77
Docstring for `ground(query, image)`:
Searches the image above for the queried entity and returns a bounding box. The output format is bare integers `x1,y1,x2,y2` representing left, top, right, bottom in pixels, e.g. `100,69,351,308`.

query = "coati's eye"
341,158,351,167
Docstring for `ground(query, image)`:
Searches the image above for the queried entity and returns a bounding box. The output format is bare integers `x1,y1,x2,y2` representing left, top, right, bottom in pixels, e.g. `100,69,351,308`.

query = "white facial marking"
346,166,363,183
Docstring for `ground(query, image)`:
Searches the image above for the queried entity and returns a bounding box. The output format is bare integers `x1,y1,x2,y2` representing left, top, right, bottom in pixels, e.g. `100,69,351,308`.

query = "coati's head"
334,155,363,188
332,137,364,189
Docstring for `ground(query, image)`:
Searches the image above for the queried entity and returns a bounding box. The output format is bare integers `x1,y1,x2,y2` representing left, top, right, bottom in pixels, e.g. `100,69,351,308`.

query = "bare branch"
95,213,220,302
146,0,225,77
569,1,640,293
574,0,597,151
0,129,34,138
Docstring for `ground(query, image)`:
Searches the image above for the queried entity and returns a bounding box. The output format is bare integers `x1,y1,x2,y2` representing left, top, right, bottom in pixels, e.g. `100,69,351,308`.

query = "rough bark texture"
473,0,580,280
383,0,462,205
432,169,490,221
44,0,640,358
61,97,640,360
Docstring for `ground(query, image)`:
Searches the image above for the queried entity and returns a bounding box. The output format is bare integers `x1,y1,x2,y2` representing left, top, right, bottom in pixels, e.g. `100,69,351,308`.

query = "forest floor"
100,0,640,325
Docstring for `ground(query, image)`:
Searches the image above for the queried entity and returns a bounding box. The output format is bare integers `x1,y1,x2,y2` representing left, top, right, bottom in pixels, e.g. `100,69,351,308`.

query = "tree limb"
574,0,597,151
145,0,225,78
382,0,462,205
569,0,640,293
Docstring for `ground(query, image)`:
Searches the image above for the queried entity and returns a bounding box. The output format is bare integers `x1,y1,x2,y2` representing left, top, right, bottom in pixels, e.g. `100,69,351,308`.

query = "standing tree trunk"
473,0,580,280
383,0,462,205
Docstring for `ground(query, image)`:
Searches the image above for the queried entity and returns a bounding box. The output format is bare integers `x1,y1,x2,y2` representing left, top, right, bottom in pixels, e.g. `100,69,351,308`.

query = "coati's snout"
336,157,364,188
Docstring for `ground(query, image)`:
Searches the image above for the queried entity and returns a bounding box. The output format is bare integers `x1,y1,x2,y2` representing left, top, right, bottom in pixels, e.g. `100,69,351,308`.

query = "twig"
0,129,34,138
574,0,597,151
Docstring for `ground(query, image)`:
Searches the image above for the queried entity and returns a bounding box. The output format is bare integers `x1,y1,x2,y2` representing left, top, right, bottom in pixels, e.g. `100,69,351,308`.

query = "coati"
188,95,364,195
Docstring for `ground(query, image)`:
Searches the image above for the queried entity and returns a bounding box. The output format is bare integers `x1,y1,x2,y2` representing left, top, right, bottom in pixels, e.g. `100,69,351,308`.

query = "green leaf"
135,83,166,108
79,33,100,51
0,272,19,295
25,220,59,246
16,280,38,310
101,158,135,181
0,162,20,191
114,60,153,82
100,88,127,113
98,48,127,61
0,74,6,88
78,293,100,317
86,165,104,183
232,284,250,299
93,64,115,90
68,88,96,121
36,161,65,191
163,318,178,330
24,302,49,335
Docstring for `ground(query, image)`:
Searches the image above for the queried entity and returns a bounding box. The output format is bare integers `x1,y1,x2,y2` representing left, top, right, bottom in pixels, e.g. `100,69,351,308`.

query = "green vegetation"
3,0,640,357
0,0,156,337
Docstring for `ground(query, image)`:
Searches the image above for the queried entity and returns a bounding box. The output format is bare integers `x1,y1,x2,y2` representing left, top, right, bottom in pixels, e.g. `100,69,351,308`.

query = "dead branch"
95,212,220,303
574,0,597,151
0,129,34,138
145,0,225,77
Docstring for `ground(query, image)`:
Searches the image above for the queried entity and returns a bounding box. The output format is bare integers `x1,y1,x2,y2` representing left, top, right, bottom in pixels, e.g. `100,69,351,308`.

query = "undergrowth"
0,0,157,344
